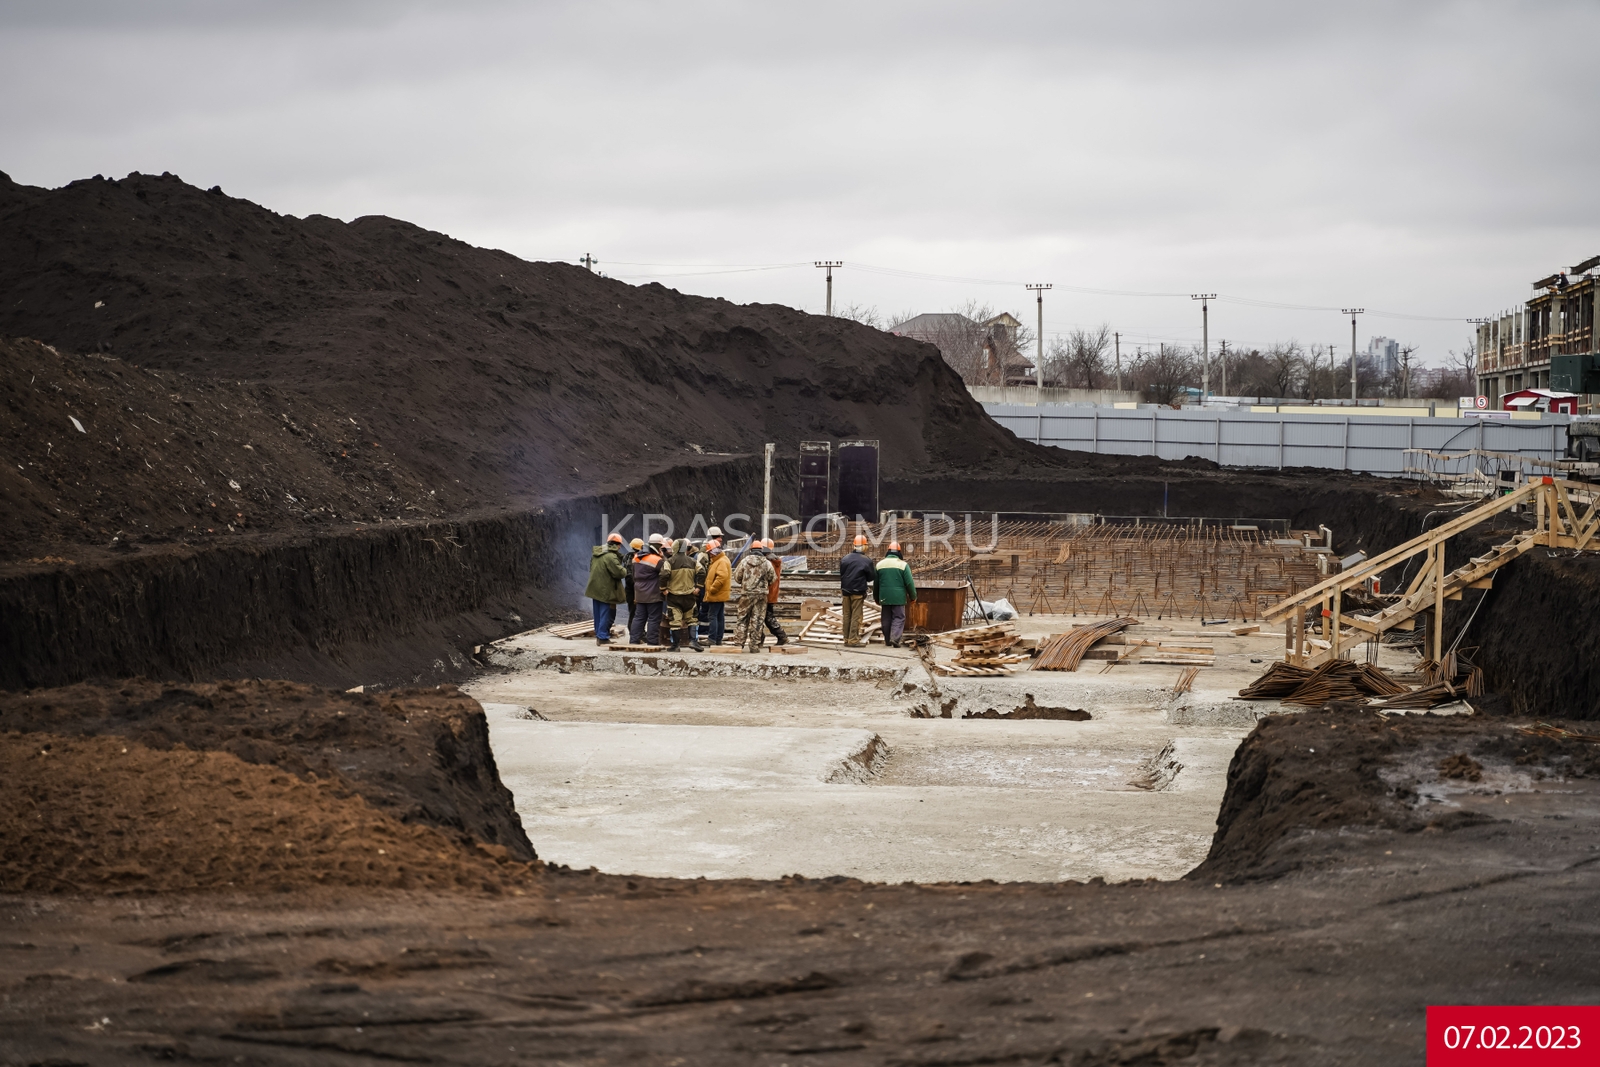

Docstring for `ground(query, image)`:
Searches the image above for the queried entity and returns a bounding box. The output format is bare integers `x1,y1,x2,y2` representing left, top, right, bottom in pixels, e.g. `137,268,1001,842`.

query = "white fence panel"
984,404,1569,476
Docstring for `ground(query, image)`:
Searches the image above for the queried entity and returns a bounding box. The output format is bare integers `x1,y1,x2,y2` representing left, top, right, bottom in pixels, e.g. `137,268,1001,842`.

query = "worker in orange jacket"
699,539,731,645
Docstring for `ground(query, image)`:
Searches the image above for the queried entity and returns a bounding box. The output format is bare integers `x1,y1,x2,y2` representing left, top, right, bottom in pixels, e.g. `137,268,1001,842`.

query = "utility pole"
1469,316,1494,400
580,253,598,271
1342,309,1364,400
1114,331,1122,392
761,443,774,541
1217,339,1230,397
1025,283,1052,403
1191,294,1216,401
814,261,842,316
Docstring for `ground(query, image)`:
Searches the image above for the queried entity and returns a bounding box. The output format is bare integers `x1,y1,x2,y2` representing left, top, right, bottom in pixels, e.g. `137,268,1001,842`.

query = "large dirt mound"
0,337,460,560
0,170,1044,534
0,679,533,860
1,732,530,894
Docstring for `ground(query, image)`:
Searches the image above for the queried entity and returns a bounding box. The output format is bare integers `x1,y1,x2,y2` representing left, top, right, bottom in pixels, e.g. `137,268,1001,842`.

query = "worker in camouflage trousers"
760,538,788,646
731,543,776,653
659,538,705,652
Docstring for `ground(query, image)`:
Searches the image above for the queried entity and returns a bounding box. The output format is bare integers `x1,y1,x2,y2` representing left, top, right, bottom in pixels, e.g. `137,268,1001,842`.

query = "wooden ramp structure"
1265,478,1600,668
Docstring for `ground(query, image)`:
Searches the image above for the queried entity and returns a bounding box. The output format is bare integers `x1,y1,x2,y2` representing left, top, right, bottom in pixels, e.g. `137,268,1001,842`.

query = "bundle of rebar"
1237,659,1410,705
1236,661,1313,699
1417,650,1485,697
1033,617,1139,671
1386,650,1483,707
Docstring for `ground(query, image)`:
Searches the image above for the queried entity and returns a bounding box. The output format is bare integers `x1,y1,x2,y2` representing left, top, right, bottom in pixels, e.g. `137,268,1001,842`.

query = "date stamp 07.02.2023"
1428,1006,1597,1064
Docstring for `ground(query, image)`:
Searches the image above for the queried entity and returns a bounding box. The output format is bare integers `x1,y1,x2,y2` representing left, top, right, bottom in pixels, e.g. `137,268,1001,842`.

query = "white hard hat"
648,533,664,545
707,526,723,537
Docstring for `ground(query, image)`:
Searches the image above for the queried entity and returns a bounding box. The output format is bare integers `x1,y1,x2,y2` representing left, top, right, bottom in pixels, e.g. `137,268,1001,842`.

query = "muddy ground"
3,687,1598,1064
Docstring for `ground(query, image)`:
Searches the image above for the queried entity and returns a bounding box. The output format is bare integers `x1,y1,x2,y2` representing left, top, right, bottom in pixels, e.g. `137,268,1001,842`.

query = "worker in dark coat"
623,537,643,628
585,533,628,645
629,534,666,645
838,534,875,647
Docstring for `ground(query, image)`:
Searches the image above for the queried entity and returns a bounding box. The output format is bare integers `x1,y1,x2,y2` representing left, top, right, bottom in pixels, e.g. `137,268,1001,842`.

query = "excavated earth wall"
1,457,773,691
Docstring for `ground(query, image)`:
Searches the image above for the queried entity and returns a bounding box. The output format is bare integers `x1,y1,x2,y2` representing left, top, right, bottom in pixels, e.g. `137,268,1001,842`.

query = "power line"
591,255,1476,322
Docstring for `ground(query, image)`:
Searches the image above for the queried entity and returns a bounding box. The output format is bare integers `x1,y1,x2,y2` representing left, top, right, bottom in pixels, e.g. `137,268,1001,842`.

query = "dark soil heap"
0,170,1037,550
1,732,529,894
1192,706,1600,881
0,679,533,864
0,337,461,559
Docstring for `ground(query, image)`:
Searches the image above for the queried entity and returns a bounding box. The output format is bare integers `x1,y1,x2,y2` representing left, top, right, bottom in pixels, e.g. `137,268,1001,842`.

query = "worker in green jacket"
872,541,916,647
585,533,628,645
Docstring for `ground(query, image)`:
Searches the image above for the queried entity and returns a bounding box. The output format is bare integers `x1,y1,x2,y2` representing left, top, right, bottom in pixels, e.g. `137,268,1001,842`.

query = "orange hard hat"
763,538,775,550
888,541,901,552
607,533,623,544
852,535,868,547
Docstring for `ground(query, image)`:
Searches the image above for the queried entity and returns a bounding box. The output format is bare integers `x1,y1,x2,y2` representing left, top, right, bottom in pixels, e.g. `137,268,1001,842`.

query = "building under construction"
1477,254,1600,405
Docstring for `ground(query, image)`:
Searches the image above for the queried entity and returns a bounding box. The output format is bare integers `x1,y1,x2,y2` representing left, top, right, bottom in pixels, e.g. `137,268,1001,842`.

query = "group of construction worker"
584,529,916,652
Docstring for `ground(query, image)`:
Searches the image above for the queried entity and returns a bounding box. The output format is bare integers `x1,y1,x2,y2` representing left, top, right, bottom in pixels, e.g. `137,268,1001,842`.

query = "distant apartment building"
1477,255,1599,404
1368,336,1400,379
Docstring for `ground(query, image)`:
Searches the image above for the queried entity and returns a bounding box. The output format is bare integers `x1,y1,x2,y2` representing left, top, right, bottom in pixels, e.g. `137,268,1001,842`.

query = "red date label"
1429,1006,1597,1063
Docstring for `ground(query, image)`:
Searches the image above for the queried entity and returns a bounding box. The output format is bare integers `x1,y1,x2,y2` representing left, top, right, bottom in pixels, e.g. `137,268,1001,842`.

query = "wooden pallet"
932,663,1017,676
796,604,884,644
550,620,622,640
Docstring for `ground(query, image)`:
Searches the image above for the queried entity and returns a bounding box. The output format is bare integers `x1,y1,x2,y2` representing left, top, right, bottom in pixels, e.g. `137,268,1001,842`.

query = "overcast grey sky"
4,0,1597,362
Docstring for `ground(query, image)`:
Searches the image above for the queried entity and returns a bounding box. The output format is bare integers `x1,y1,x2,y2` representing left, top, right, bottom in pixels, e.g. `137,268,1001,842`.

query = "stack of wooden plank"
549,620,622,640
932,623,1025,675
1122,638,1216,667
795,604,883,645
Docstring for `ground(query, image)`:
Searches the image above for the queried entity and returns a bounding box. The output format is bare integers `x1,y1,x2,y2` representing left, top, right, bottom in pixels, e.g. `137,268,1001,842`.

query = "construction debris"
1172,667,1200,694
1517,722,1600,744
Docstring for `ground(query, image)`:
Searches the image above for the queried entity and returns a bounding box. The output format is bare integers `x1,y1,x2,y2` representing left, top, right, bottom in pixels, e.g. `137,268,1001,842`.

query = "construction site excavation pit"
467,612,1426,884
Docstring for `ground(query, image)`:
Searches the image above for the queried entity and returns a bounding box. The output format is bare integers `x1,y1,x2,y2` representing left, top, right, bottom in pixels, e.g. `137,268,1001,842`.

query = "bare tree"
1130,344,1197,406
1419,339,1478,399
1262,342,1306,399
835,303,885,329
896,301,1034,387
1047,324,1113,389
